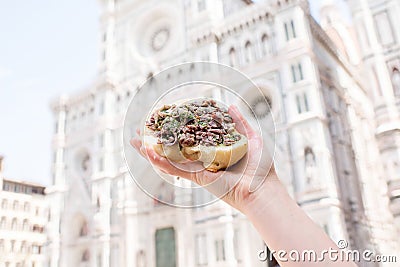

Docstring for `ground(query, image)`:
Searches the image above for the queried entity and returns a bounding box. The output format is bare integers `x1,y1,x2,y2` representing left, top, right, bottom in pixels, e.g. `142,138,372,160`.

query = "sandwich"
144,99,248,172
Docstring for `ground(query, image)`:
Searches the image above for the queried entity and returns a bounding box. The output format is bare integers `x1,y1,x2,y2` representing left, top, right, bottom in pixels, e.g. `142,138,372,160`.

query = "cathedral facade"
47,0,400,266
346,0,400,234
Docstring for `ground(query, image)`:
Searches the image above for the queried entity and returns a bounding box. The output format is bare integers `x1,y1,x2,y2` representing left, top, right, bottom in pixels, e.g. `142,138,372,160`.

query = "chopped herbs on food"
145,99,241,147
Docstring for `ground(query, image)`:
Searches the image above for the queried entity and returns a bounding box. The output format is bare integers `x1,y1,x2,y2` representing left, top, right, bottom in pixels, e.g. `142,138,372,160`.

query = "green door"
155,227,176,267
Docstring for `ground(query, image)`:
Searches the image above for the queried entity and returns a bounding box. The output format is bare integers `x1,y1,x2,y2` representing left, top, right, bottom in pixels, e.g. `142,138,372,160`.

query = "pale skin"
131,106,357,267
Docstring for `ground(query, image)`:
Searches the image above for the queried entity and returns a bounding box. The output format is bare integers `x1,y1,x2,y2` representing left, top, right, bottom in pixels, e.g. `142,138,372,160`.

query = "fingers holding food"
228,105,258,139
143,99,248,172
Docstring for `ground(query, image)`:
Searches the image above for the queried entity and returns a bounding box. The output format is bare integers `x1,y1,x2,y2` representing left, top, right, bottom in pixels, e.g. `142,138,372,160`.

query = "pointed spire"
319,0,343,28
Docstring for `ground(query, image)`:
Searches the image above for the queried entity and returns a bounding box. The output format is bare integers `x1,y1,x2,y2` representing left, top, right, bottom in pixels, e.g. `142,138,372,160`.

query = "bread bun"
144,99,248,172
182,131,247,172
144,133,187,163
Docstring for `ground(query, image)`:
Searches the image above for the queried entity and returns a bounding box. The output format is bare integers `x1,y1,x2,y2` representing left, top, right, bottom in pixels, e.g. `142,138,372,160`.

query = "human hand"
131,106,356,267
130,105,278,213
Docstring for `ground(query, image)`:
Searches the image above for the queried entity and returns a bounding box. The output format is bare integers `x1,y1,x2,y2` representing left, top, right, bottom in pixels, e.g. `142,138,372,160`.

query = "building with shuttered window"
0,157,48,267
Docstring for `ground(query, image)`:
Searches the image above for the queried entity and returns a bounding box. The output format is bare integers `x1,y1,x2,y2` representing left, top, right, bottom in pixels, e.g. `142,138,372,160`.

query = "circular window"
131,6,180,58
251,95,272,118
151,28,170,52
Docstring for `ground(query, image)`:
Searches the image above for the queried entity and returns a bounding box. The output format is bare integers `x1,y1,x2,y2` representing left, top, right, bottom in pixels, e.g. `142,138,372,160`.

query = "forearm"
242,178,357,267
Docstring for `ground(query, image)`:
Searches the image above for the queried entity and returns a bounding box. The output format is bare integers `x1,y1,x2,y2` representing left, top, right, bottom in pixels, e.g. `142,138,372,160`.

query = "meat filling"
146,99,241,147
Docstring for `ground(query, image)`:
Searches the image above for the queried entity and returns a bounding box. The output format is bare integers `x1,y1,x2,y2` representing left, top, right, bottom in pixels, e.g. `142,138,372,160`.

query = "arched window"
82,249,90,262
244,41,254,63
13,201,18,210
20,242,26,253
261,34,271,56
392,67,400,96
11,218,17,231
10,240,15,252
295,92,309,113
1,200,7,209
32,244,41,254
23,219,29,231
24,202,30,212
0,217,5,229
228,47,237,67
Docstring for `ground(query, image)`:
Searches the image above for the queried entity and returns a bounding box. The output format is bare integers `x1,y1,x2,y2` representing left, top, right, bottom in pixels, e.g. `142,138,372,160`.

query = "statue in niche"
137,250,146,267
304,147,319,189
79,221,88,237
392,67,400,96
96,196,101,210
81,153,91,173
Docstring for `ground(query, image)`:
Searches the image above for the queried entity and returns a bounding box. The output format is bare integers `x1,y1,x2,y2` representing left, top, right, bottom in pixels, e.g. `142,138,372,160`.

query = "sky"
0,0,349,186
0,0,100,185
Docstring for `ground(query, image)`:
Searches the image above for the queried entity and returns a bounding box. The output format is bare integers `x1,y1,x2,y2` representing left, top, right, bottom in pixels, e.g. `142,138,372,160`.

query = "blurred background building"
47,0,400,266
346,0,400,231
0,156,49,267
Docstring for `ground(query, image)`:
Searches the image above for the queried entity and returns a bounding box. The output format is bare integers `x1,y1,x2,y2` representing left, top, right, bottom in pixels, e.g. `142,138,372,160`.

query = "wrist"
241,175,288,217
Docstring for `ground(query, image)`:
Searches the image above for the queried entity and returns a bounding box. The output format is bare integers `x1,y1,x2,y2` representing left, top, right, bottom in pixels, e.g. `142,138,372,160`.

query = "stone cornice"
191,0,311,45
192,3,274,46
50,77,116,113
